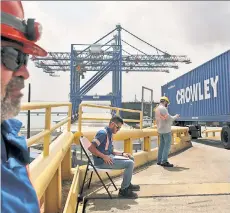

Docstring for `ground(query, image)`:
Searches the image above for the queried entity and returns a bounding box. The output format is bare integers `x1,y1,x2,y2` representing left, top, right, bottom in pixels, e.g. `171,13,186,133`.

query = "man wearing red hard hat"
1,1,47,212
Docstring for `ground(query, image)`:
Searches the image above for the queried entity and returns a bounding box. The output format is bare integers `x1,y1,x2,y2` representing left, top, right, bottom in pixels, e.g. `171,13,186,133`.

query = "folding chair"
79,136,118,199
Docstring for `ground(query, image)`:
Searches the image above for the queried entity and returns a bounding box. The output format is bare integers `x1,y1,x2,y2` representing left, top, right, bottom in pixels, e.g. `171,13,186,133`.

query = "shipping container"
161,50,230,148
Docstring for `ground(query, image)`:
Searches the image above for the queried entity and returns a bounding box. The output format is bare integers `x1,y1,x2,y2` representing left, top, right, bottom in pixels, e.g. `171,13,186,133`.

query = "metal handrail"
21,102,72,156
77,103,143,132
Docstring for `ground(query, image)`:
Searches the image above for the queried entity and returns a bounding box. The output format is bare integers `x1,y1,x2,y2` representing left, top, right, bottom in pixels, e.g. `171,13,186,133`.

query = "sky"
21,1,230,104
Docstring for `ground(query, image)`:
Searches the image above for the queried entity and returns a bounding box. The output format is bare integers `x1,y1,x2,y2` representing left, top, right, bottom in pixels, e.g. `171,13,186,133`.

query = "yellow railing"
74,126,189,154
202,128,221,139
78,103,143,132
63,166,81,213
21,102,72,156
21,102,74,213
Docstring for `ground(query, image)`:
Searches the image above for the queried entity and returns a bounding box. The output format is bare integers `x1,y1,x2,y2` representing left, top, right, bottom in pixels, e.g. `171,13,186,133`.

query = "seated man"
88,116,140,198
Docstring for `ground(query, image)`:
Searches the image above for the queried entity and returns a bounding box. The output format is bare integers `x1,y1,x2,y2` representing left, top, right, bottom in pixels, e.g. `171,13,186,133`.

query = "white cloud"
21,1,230,104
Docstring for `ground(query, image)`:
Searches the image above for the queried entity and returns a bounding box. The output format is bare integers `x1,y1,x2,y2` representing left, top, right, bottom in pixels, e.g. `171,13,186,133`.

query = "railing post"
45,166,62,213
78,105,82,133
140,111,143,129
61,147,72,180
124,138,133,154
157,135,160,147
44,107,51,157
67,104,72,132
171,133,174,144
144,136,151,152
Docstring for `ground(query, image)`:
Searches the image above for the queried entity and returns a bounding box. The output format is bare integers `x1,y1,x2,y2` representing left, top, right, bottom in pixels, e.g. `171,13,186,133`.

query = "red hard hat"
1,1,47,56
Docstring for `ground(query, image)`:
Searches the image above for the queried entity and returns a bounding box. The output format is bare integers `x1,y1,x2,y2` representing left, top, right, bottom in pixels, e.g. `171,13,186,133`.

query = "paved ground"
86,195,230,213
85,141,230,213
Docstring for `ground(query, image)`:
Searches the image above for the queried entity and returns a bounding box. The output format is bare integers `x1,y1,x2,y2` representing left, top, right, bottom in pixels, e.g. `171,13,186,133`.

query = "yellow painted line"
90,183,230,198
200,137,221,141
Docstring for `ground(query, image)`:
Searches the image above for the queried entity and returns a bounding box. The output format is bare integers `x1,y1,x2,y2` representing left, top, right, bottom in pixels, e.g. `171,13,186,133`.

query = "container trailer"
161,50,230,149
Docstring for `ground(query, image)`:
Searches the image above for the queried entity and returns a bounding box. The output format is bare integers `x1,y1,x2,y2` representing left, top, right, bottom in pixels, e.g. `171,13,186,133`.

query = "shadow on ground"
85,198,138,212
192,139,224,149
163,166,190,172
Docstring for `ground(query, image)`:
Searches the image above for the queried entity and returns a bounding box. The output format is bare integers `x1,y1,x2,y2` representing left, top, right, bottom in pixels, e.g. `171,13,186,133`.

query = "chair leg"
93,168,113,199
106,172,118,191
80,164,89,195
88,171,93,189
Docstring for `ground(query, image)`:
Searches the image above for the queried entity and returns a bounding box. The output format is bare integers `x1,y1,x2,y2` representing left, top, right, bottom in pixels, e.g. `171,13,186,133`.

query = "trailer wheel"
221,126,230,149
187,125,199,139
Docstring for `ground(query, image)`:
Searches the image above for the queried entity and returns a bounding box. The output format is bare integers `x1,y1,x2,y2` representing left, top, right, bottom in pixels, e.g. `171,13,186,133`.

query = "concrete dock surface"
85,141,230,213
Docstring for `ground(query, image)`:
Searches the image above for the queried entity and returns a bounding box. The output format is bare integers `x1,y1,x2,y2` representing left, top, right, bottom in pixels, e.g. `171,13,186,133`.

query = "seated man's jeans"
96,154,134,189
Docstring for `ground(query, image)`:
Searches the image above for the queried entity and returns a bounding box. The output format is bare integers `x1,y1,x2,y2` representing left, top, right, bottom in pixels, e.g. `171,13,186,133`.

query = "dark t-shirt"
92,126,114,165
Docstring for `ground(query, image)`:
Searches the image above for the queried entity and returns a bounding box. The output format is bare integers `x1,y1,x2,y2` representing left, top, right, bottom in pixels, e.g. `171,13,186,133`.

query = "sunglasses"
112,122,121,130
1,46,29,72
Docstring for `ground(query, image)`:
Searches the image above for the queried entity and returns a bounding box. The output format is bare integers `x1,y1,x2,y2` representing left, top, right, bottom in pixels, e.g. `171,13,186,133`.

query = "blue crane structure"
31,25,191,122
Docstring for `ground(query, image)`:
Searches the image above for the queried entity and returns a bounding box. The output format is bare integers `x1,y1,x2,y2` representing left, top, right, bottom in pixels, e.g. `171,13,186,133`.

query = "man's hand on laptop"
103,155,113,165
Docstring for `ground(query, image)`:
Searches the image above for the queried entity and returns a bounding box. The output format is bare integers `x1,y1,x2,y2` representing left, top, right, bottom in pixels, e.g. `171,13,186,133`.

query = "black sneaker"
128,183,140,191
118,188,138,198
157,162,162,165
161,161,174,167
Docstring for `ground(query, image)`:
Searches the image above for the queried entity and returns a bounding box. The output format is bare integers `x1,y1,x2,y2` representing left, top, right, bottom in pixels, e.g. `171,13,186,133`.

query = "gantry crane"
31,25,191,122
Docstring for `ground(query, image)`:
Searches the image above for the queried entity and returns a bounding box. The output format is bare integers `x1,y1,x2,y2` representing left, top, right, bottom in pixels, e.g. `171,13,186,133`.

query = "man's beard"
1,77,24,122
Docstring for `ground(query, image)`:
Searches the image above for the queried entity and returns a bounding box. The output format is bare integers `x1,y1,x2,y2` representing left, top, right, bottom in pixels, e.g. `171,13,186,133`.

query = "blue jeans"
157,133,172,164
96,154,134,189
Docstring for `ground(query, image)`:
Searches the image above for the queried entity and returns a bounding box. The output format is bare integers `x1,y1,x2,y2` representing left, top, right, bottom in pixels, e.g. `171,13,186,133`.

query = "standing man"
88,116,140,198
155,96,180,167
1,1,47,212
